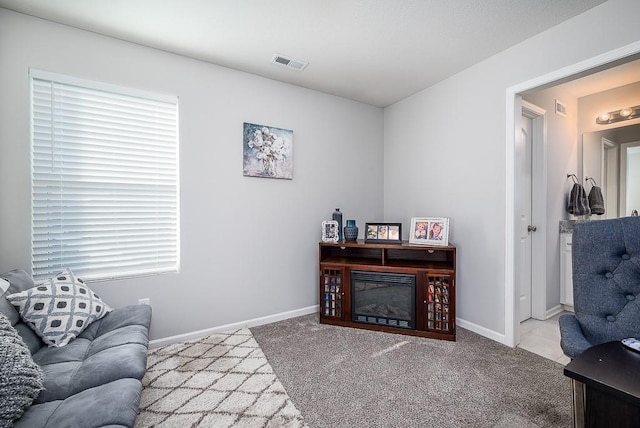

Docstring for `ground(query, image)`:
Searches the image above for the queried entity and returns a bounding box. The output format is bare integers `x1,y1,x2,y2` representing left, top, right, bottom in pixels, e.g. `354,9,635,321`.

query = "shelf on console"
320,256,452,271
320,240,455,269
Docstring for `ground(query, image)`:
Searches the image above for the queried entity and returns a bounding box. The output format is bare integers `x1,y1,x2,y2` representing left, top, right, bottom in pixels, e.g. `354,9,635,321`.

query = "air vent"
555,99,567,117
271,54,308,71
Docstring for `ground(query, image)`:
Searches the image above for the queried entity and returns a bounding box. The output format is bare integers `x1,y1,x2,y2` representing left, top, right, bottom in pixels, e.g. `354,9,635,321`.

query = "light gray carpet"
135,328,307,427
251,314,572,428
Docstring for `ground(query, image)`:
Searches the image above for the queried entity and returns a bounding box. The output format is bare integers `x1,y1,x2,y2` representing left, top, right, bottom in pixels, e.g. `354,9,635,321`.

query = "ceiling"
0,0,612,107
532,57,640,99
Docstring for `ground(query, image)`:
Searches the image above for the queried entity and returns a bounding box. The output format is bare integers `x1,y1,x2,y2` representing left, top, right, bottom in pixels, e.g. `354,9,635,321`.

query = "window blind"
30,70,179,281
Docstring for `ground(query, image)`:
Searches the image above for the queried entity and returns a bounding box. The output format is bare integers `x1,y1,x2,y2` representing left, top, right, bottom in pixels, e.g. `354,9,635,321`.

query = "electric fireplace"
351,270,415,329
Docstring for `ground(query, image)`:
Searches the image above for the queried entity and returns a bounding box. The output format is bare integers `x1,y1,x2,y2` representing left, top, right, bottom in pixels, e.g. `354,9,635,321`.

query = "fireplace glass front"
351,270,415,329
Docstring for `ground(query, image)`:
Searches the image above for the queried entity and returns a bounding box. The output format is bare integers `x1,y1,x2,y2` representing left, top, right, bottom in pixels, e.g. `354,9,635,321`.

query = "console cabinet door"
560,233,574,308
423,273,454,333
320,265,345,320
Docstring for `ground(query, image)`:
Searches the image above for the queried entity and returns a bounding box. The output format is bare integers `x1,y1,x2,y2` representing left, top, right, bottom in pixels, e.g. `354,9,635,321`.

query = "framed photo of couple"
409,217,449,246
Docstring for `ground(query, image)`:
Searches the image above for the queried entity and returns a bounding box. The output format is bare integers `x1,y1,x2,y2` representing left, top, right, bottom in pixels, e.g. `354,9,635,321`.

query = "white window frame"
30,69,180,282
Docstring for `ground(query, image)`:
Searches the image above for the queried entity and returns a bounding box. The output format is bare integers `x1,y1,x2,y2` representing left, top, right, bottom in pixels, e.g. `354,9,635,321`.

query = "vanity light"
620,107,634,118
596,105,640,125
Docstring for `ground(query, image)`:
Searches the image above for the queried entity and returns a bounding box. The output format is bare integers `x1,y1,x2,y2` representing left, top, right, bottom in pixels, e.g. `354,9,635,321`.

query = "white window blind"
30,70,179,281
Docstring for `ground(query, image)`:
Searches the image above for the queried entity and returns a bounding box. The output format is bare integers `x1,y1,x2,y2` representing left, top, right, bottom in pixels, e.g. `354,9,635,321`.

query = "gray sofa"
0,269,151,427
559,216,640,359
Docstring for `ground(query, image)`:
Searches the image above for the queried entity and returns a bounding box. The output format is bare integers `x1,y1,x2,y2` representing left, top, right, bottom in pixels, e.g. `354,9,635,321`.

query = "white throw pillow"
6,269,112,347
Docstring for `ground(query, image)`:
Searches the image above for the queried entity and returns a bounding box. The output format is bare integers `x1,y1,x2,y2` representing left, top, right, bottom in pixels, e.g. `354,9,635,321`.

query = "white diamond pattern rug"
135,328,307,428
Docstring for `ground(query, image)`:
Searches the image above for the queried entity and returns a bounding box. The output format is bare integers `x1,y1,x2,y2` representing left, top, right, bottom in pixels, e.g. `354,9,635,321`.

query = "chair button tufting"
627,295,636,301
607,315,616,322
605,272,614,279
622,254,631,260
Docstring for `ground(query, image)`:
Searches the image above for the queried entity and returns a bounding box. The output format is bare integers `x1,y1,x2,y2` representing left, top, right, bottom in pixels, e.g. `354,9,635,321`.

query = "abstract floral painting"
243,122,293,179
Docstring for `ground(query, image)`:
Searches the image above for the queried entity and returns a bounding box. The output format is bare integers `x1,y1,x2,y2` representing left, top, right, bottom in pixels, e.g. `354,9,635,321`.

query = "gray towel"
567,183,590,216
588,185,605,215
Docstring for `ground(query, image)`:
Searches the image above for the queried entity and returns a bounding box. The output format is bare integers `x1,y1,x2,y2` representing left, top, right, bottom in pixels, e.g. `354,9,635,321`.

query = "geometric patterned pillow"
6,269,113,347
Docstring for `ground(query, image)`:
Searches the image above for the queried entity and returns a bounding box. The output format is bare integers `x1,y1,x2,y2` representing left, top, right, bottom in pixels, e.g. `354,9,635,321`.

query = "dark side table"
564,341,640,428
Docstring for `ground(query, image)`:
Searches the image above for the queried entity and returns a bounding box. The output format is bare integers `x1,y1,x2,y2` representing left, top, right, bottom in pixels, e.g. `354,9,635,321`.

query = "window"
30,70,179,281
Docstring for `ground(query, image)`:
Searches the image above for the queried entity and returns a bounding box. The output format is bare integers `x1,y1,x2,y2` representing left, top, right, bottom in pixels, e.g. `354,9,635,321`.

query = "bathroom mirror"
582,123,640,218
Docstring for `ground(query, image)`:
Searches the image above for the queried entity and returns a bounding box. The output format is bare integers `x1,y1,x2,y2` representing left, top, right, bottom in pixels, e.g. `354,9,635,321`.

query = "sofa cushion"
1,269,37,295
0,313,44,426
31,304,151,403
15,378,142,428
0,278,20,326
7,269,113,347
0,270,43,354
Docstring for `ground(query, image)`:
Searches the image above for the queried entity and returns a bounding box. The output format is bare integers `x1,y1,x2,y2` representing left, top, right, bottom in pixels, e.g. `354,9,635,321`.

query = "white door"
516,115,533,322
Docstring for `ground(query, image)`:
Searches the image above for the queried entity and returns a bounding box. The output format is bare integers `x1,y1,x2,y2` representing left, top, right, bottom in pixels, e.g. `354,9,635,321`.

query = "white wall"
578,82,640,135
3,1,640,346
384,0,640,338
0,9,384,340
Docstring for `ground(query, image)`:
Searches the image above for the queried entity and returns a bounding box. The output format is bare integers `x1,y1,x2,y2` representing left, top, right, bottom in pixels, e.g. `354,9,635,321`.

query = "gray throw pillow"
0,312,44,425
7,269,113,347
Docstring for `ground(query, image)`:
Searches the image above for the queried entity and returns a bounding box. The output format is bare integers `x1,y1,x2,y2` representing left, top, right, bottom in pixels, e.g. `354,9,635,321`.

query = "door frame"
620,140,640,216
504,40,640,347
521,101,547,325
602,138,618,218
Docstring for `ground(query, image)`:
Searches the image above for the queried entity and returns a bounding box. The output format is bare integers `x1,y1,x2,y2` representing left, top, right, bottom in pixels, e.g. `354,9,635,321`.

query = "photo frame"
409,217,449,246
321,220,339,243
243,122,293,179
364,223,402,244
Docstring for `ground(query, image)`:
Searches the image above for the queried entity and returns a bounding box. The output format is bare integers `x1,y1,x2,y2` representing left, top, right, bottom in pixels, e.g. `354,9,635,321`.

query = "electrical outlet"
138,298,151,306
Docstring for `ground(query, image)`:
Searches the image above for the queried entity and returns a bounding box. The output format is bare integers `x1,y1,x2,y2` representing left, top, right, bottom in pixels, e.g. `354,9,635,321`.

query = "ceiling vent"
271,54,308,71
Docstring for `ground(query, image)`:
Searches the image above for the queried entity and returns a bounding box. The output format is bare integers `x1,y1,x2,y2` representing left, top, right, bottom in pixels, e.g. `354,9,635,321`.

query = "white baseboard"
456,317,506,345
149,305,319,348
546,304,567,319
151,309,509,349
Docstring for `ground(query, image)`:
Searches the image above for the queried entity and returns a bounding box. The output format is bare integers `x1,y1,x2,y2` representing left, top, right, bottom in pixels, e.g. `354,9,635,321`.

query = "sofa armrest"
90,304,152,339
559,313,593,359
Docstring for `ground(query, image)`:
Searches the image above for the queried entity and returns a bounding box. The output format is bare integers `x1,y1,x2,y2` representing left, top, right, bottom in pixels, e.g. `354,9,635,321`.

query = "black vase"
332,209,343,241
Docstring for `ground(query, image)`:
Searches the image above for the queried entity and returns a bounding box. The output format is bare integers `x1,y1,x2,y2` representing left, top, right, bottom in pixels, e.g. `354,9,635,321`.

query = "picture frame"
243,122,293,179
321,220,340,243
409,217,449,246
364,223,402,244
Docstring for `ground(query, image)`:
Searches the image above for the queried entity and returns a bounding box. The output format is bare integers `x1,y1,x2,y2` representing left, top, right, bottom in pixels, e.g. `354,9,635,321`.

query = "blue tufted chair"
559,216,640,359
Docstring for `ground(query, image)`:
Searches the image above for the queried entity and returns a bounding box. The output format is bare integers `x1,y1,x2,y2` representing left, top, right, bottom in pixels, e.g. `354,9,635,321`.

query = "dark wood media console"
319,240,456,341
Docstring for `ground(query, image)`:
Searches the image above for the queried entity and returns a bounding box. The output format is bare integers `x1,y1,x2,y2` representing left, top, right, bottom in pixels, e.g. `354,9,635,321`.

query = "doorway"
505,40,640,348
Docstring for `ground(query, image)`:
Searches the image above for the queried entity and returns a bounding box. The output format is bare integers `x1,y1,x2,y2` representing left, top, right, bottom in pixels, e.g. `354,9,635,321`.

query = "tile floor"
518,311,571,365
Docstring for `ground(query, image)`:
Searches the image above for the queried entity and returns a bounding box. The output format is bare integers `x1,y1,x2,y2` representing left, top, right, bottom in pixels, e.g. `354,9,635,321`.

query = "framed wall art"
321,220,339,243
243,122,293,179
364,223,402,244
409,217,449,246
